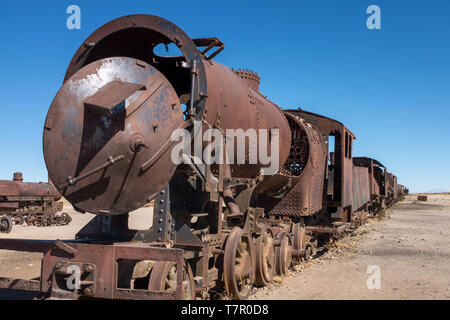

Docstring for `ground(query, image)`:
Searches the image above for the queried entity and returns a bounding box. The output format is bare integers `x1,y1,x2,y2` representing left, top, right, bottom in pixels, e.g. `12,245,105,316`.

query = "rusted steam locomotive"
0,172,71,233
0,15,405,299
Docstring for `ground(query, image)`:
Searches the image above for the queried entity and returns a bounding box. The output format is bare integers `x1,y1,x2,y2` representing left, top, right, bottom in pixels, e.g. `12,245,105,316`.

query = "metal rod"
188,60,197,118
62,155,125,189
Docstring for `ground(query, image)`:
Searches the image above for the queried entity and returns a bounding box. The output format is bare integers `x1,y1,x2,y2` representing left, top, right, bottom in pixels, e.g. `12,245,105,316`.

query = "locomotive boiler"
0,172,71,233
0,14,405,300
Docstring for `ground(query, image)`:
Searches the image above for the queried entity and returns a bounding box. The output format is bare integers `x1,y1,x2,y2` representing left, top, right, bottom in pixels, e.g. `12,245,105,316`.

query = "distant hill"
426,188,450,193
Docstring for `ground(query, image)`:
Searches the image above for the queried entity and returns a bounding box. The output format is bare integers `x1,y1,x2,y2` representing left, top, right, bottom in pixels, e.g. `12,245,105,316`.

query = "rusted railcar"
0,173,71,233
352,166,370,212
396,184,408,199
353,157,388,211
385,172,398,205
0,14,405,300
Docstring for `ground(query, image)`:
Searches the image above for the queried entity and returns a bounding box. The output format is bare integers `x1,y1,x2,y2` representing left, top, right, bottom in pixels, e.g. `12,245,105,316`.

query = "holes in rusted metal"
283,117,308,176
153,42,183,58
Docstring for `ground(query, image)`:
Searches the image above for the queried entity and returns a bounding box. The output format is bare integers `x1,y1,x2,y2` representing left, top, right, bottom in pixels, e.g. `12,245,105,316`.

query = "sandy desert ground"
0,194,449,300
251,194,450,299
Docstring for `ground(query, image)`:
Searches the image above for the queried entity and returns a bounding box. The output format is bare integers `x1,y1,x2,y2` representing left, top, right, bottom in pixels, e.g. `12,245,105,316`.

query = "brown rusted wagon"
353,157,389,212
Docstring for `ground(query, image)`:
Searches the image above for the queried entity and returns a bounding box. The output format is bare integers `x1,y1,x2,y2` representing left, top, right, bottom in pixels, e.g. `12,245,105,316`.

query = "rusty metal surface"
0,239,185,300
386,172,396,200
254,226,274,286
44,57,184,215
417,195,427,201
0,173,60,200
353,156,385,168
201,61,291,178
0,173,68,230
223,227,254,299
274,231,292,276
352,166,370,211
374,165,387,198
264,112,327,217
287,108,355,216
232,69,260,91
353,157,384,198
63,15,207,106
397,184,407,196
393,175,398,200
62,14,291,176
45,14,291,215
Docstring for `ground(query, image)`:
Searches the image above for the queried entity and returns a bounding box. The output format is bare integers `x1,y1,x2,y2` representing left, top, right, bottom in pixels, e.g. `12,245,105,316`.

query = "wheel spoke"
224,227,253,299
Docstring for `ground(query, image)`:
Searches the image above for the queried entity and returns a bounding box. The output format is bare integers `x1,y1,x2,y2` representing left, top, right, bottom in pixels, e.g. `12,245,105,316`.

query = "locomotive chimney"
13,172,23,182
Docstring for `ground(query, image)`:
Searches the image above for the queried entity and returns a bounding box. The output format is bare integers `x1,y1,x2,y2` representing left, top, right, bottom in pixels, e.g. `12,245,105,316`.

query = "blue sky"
0,0,449,192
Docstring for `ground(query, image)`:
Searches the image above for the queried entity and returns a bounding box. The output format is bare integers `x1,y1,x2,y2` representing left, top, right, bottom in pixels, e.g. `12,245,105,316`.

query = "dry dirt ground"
251,194,450,300
0,194,449,300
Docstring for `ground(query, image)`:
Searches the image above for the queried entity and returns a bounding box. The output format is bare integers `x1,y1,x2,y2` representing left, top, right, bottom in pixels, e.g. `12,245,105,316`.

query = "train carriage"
386,172,398,205
353,157,388,211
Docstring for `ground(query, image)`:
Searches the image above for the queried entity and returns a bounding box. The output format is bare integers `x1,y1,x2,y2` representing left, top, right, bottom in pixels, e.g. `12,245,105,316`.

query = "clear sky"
0,0,449,193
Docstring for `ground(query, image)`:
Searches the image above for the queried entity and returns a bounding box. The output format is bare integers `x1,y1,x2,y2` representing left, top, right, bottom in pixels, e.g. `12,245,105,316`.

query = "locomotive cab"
288,109,356,222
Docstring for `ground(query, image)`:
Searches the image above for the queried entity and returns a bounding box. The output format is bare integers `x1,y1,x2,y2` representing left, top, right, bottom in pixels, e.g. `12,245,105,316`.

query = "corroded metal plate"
44,57,183,215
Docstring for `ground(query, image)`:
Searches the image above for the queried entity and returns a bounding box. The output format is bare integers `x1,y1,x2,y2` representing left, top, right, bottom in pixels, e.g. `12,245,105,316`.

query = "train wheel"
57,212,72,226
26,213,37,226
42,213,53,227
0,216,13,233
311,241,318,257
224,227,254,299
304,246,311,261
292,223,306,263
14,215,24,225
148,261,195,300
275,231,292,275
254,225,275,286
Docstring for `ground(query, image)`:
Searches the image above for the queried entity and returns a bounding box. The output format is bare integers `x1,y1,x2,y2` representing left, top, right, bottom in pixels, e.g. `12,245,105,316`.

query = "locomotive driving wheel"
292,222,306,263
0,216,13,233
25,213,38,226
56,212,72,226
14,215,24,225
275,231,292,275
254,224,275,286
41,213,53,227
148,261,195,300
224,227,254,299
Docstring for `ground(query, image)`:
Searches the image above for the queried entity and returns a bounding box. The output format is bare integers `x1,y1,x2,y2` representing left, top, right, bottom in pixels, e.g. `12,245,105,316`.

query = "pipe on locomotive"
43,14,292,215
